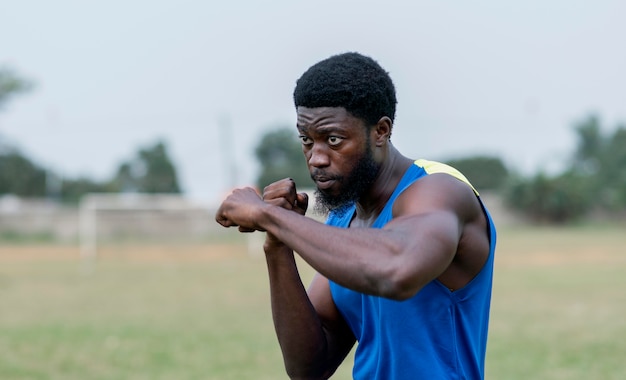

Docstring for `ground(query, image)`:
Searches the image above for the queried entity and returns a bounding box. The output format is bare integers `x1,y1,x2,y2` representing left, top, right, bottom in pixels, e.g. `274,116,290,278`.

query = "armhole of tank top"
413,159,496,294
414,158,494,253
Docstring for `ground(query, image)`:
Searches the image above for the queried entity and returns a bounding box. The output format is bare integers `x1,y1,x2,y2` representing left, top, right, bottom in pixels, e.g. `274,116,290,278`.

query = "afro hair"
293,52,397,126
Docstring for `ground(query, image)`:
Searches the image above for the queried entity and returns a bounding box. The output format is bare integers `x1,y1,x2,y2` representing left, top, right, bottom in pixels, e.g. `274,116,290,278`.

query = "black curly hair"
293,52,397,126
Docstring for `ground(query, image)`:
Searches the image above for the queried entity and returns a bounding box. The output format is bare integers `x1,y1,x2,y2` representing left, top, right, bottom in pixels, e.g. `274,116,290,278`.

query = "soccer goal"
79,193,213,268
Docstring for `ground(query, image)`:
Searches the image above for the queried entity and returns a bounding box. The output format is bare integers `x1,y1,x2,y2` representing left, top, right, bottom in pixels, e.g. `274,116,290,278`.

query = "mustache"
310,170,341,182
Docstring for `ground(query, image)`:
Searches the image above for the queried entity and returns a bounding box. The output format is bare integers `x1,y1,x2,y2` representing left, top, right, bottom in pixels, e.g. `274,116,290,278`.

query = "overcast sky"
1,0,625,204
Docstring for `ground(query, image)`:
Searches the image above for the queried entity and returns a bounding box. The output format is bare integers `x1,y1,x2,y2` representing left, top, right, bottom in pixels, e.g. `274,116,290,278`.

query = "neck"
354,144,413,221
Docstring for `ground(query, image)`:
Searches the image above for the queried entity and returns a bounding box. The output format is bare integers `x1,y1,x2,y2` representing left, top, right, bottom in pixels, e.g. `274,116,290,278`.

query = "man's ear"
373,117,393,146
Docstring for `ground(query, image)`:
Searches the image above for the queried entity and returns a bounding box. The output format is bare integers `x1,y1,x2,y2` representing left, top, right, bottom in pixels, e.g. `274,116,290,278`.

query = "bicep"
380,211,461,295
380,175,474,292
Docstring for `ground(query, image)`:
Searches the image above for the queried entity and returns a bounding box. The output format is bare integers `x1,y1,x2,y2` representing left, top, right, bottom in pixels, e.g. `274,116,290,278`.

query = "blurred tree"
0,150,46,197
0,66,41,197
572,114,603,175
55,140,182,203
605,126,626,206
255,127,312,190
0,66,33,109
59,177,112,204
111,162,136,192
444,156,509,191
570,115,626,209
137,141,181,193
505,171,592,223
505,114,626,223
112,140,181,193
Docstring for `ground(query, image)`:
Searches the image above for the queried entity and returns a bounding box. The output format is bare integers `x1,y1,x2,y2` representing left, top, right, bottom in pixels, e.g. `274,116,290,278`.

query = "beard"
313,146,381,217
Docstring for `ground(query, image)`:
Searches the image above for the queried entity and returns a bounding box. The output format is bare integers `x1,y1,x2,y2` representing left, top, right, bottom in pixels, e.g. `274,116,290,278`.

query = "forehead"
296,107,363,131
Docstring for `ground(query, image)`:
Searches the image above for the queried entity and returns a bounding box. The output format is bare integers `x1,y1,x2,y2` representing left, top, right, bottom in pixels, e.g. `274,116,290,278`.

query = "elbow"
376,269,424,301
283,353,333,380
379,281,420,301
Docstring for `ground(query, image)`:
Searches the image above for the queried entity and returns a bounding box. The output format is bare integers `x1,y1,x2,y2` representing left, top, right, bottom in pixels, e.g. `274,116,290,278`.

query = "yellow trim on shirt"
414,159,479,195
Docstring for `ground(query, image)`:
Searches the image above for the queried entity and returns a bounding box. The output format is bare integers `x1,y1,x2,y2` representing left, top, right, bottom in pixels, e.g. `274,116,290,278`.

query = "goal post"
79,193,214,269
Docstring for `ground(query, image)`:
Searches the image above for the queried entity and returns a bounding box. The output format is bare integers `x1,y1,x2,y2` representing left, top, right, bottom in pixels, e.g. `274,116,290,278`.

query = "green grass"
487,225,626,379
0,245,296,380
0,225,625,379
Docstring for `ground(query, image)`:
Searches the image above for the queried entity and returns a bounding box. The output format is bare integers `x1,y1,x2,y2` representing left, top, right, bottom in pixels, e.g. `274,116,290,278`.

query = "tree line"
0,139,181,203
255,116,626,224
504,115,626,223
3,65,625,222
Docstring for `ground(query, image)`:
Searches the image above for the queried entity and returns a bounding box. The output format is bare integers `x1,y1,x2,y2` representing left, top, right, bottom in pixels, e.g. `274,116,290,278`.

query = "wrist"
263,234,289,252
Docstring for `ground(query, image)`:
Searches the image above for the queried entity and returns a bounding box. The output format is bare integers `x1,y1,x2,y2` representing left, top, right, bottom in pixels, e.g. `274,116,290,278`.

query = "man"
216,52,496,379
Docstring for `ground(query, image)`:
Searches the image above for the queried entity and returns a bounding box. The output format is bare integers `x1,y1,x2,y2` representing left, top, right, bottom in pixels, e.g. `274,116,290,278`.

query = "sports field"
0,225,624,379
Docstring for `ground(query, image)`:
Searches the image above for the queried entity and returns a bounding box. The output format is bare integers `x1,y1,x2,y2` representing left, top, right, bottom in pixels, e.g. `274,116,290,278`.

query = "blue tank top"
327,160,496,380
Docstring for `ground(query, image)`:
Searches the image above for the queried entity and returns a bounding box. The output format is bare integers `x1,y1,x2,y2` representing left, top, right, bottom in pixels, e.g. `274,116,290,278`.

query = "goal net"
79,193,215,264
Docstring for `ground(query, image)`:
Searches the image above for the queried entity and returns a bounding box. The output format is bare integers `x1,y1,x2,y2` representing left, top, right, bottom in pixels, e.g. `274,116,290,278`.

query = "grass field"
0,225,625,379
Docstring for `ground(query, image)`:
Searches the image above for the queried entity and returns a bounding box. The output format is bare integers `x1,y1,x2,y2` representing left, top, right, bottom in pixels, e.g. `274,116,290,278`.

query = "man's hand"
262,178,309,249
215,179,309,238
215,187,267,233
262,178,308,216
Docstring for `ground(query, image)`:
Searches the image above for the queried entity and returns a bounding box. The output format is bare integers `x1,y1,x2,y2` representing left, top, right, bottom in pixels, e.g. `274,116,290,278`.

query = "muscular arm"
265,245,355,379
217,174,478,300
215,175,484,376
269,211,458,300
260,179,355,379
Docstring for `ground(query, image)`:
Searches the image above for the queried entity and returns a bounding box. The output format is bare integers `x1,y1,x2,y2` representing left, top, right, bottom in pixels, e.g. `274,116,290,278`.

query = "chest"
348,213,379,228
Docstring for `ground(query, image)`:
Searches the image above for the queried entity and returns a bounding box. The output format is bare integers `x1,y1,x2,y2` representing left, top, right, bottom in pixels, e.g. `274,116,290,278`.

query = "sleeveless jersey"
327,159,496,380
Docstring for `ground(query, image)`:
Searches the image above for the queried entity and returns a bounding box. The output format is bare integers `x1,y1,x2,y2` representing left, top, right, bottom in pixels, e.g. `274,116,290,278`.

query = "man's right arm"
264,242,355,379
261,179,355,379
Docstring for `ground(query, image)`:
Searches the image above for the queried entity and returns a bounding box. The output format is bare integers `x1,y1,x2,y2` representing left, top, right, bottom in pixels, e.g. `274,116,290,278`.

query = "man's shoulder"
391,163,482,222
413,159,478,196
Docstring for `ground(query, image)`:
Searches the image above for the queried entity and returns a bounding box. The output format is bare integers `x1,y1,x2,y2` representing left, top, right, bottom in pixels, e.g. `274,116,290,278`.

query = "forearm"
261,207,401,296
260,205,458,300
264,243,331,378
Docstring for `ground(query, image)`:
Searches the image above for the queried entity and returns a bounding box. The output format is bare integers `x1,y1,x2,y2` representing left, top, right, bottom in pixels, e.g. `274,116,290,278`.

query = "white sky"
1,0,625,204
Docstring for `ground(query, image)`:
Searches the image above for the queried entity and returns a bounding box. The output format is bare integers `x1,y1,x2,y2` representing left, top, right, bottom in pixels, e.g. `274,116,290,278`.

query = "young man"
216,52,496,379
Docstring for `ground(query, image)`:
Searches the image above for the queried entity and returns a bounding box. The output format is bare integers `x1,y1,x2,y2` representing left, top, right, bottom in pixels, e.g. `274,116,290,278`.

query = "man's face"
296,107,381,215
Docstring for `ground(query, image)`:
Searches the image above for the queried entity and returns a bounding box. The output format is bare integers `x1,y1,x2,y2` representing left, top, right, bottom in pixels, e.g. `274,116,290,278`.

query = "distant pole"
218,114,238,189
79,195,97,274
45,169,62,201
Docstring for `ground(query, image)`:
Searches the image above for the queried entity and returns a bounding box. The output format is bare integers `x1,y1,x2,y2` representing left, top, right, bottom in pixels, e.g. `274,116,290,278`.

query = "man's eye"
299,135,312,145
328,136,343,146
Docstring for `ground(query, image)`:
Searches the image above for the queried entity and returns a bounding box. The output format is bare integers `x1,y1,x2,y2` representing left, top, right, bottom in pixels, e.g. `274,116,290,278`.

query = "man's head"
293,52,397,127
294,53,397,215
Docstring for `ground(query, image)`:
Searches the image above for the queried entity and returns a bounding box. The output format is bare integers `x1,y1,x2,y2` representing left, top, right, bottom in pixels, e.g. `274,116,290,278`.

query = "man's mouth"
315,178,336,190
312,174,337,190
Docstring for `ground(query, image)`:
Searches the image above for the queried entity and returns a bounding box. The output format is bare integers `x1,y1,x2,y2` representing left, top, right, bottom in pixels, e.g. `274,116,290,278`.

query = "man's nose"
308,144,330,168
